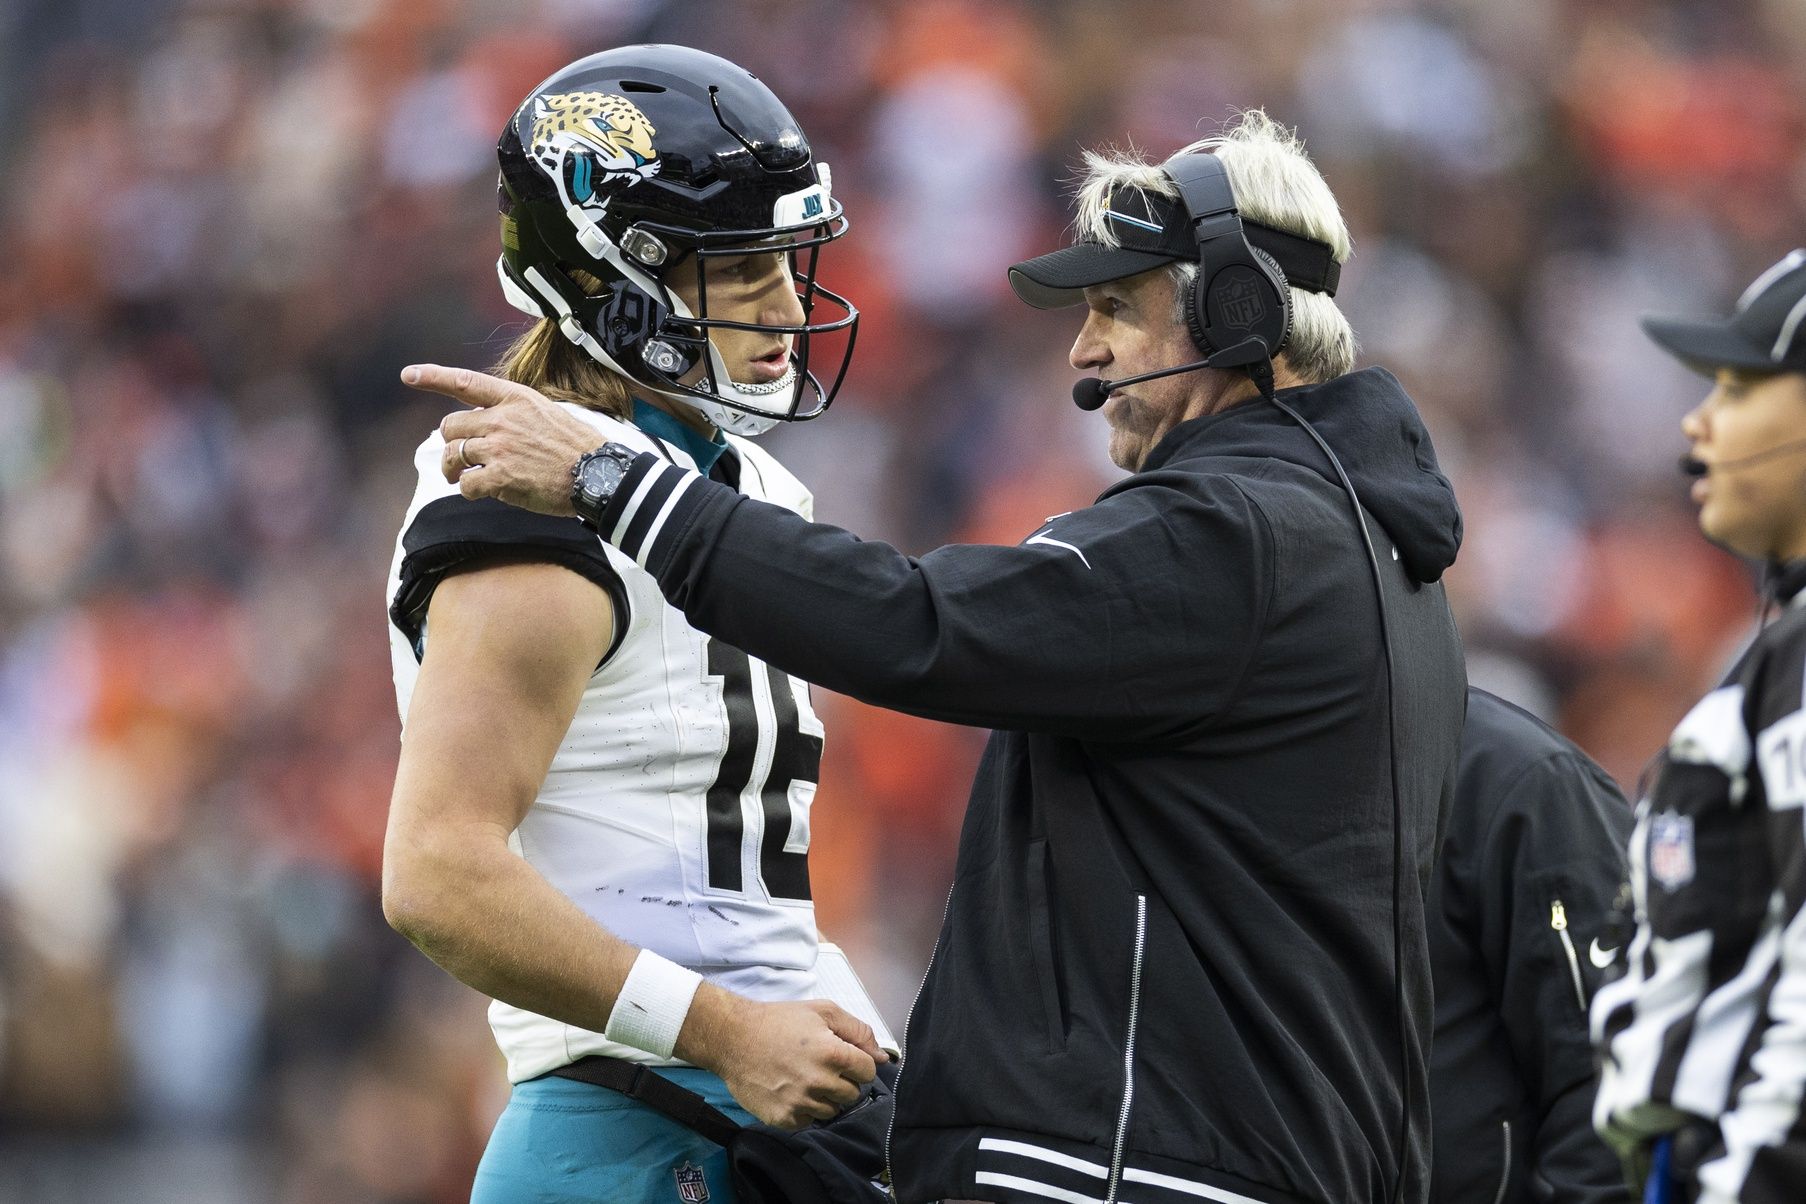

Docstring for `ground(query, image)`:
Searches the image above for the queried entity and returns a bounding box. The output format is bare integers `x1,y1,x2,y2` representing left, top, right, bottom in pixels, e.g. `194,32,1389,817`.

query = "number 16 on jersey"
702,639,819,903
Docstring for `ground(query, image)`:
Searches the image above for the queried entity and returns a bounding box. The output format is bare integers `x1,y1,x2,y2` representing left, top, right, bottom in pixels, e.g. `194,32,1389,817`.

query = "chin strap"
732,366,801,397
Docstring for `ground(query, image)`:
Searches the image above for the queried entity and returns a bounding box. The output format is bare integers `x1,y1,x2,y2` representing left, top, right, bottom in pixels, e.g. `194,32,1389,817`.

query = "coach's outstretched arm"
406,364,1267,741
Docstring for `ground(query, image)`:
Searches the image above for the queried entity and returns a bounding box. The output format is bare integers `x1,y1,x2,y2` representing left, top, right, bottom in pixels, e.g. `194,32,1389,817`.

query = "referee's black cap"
1644,249,1806,375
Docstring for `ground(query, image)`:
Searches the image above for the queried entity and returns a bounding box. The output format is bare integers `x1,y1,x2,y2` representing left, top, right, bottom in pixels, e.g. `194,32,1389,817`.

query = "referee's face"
1681,367,1806,561
1072,269,1229,471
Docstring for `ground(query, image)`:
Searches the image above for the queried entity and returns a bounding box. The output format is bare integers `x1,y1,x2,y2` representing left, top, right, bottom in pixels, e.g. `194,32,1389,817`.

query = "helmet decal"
529,92,662,215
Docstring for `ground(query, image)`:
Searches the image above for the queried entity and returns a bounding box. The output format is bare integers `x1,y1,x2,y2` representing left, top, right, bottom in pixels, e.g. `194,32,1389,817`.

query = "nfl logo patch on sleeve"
1650,811,1696,891
673,1161,710,1203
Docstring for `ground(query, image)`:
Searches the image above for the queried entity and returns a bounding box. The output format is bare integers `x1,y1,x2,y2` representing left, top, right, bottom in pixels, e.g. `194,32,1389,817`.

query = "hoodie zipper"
1491,1120,1512,1204
885,883,953,1190
1105,895,1148,1202
1550,899,1587,1013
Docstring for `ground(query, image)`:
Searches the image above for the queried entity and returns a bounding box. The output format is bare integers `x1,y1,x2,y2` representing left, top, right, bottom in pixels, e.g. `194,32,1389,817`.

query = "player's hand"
401,363,602,517
678,986,888,1130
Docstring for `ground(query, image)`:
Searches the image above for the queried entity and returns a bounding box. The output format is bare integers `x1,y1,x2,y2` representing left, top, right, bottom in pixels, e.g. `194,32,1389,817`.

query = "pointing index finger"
401,363,526,410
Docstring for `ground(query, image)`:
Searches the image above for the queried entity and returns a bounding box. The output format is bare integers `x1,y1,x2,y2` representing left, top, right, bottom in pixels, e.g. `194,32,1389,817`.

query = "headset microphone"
1071,377,1109,411
1072,358,1214,411
1679,437,1806,478
1070,339,1278,411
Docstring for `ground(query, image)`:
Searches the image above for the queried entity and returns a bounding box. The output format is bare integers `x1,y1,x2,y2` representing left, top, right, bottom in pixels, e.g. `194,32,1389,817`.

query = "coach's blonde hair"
492,267,633,419
1073,110,1357,384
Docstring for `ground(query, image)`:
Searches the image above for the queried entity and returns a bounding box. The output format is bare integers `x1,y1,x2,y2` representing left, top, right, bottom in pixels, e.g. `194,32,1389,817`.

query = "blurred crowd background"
0,0,1802,1199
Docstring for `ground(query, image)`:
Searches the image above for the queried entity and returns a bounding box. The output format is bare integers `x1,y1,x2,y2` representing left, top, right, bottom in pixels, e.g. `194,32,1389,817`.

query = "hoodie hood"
1140,365,1463,583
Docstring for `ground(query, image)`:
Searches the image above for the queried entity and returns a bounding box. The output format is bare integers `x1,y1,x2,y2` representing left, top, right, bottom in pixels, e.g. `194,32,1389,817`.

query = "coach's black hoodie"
597,365,1468,1204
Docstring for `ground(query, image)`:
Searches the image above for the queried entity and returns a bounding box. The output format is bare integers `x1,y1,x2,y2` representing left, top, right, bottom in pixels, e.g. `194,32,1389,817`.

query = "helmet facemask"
603,193,857,437
494,62,859,438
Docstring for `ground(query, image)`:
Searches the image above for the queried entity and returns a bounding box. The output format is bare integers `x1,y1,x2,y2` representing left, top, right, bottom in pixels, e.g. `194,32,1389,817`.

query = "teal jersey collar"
631,398,728,475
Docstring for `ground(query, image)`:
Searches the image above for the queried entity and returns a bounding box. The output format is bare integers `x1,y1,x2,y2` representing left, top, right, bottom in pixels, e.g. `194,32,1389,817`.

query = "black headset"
1164,152,1294,368
1164,152,1414,1204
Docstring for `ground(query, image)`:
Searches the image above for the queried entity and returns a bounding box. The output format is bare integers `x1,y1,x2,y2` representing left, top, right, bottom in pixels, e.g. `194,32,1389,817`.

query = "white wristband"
604,950,703,1059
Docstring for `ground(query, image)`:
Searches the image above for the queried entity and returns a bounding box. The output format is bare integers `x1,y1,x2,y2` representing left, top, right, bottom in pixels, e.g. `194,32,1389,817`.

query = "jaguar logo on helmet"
529,91,662,217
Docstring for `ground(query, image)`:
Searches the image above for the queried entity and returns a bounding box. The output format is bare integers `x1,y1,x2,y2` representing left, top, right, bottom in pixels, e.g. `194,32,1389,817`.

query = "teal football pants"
471,1067,754,1203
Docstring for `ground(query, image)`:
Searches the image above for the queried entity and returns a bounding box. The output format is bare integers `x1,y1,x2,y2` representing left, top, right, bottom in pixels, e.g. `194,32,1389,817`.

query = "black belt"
544,1053,896,1204
546,1055,743,1148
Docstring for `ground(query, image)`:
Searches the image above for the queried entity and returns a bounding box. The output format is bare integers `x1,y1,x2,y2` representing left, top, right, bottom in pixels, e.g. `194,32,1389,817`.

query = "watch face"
578,446,632,507
582,461,615,502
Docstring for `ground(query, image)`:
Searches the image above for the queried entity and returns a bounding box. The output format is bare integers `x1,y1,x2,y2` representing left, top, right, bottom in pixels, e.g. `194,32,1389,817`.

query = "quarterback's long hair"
493,267,633,419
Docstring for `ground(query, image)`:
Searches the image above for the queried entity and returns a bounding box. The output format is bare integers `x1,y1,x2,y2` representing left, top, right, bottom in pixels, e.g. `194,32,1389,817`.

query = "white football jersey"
387,404,831,1082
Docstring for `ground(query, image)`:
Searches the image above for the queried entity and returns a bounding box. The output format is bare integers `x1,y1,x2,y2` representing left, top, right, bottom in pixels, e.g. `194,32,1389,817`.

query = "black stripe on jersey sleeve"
389,495,630,666
617,464,684,558
592,453,659,541
591,452,716,575
640,471,712,575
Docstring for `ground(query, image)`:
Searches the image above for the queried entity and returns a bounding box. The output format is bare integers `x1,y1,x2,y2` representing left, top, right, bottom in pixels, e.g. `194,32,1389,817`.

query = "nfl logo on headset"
673,1161,709,1203
1221,274,1267,330
1649,811,1696,891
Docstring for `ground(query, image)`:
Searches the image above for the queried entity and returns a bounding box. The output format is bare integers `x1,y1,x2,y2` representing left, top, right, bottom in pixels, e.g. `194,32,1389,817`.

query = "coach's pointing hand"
403,363,602,517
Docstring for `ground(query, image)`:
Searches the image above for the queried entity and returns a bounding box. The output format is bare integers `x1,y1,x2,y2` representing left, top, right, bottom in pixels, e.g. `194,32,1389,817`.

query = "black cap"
1008,184,1341,310
1643,249,1806,375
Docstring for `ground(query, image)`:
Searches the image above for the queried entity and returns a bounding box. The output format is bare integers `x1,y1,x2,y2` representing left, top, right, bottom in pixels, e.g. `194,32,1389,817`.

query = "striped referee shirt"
1593,558,1806,1203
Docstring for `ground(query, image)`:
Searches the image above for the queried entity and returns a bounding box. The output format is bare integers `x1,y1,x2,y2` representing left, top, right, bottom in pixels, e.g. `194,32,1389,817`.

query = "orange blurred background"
1,0,1801,1198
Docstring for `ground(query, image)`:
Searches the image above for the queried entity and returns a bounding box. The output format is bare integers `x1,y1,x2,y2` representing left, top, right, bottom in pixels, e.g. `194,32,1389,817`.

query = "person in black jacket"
1592,250,1806,1203
403,112,1468,1204
1434,687,1633,1204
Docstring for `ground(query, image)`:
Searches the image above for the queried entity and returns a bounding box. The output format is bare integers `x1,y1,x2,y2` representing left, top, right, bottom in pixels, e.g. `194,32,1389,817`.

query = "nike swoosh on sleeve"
1024,533,1091,570
1589,938,1618,968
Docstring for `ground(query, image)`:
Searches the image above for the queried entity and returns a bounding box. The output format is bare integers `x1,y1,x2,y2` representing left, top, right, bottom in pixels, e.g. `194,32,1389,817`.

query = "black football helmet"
495,44,858,436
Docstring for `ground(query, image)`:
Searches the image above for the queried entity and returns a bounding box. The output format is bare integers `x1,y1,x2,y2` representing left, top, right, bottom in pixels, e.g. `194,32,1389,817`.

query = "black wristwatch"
570,442,640,529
